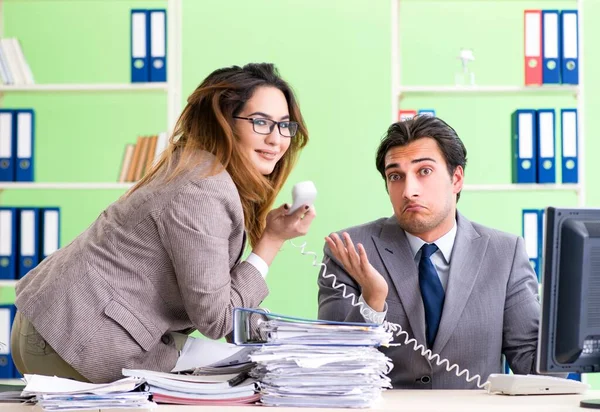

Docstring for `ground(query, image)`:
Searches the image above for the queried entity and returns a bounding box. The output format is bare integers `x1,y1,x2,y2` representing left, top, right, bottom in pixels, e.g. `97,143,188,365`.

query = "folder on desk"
560,108,578,184
0,110,14,182
542,10,560,84
0,304,15,379
418,109,436,117
511,109,537,184
560,10,578,85
131,9,150,83
523,209,543,280
233,307,391,347
18,208,40,279
398,109,417,122
524,10,542,86
149,9,166,82
0,208,17,280
40,208,60,261
536,109,556,184
15,109,34,182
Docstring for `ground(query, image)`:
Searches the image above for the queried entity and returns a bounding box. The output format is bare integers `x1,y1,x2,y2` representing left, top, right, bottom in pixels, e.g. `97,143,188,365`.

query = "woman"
11,63,315,383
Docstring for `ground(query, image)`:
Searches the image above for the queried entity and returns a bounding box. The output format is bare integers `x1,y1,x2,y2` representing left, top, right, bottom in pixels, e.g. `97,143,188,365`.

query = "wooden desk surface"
3,389,599,412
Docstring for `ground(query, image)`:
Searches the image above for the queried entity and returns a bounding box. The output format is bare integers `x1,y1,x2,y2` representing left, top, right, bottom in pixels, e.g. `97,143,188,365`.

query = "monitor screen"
538,207,600,374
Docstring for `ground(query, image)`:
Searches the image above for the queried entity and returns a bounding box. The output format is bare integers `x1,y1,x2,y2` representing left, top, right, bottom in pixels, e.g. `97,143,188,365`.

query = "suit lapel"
373,217,426,345
432,212,489,354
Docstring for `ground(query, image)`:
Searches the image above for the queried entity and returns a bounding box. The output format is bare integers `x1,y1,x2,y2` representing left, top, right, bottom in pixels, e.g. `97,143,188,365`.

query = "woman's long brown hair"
127,63,308,248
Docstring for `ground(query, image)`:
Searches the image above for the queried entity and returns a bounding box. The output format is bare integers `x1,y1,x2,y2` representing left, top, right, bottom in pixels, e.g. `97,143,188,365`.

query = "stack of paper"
260,319,393,346
21,375,153,411
236,310,393,408
122,369,259,406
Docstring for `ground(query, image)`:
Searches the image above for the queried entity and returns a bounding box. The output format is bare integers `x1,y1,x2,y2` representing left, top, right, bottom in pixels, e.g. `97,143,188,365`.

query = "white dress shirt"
245,253,269,278
361,220,458,324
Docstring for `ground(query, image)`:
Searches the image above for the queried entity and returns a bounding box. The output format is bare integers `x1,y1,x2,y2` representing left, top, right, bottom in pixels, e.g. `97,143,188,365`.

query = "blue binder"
542,10,560,84
0,109,15,182
0,207,17,280
18,208,40,279
0,304,15,379
40,208,60,261
560,10,579,85
561,109,578,183
0,109,16,182
14,109,34,182
149,9,167,82
522,209,543,281
512,109,537,184
418,109,436,117
536,109,556,184
131,9,150,83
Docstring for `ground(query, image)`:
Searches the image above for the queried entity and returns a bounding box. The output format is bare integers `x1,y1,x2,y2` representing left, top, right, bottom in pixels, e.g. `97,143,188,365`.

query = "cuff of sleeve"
245,253,269,278
358,295,388,324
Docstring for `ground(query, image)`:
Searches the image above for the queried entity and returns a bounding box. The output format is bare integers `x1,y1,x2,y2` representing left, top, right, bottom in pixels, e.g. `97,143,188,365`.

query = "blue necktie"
418,243,445,349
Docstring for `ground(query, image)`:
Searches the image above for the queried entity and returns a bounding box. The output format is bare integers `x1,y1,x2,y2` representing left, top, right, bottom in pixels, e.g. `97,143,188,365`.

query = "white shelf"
0,280,17,287
463,183,581,192
398,85,579,95
0,182,134,190
0,83,168,92
0,182,579,192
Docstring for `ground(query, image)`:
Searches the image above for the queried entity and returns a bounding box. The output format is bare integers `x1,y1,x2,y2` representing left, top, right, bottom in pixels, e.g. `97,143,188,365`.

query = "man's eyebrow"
384,157,437,171
247,112,290,120
411,157,437,164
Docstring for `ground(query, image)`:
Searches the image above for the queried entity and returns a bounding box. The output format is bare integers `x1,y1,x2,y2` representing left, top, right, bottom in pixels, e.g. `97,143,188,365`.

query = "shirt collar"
405,220,457,263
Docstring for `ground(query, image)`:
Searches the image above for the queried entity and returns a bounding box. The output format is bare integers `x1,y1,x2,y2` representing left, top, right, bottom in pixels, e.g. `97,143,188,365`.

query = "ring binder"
232,307,389,347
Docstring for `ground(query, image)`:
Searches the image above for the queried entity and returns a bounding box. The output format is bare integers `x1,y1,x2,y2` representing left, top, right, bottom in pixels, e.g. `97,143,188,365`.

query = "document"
171,337,254,372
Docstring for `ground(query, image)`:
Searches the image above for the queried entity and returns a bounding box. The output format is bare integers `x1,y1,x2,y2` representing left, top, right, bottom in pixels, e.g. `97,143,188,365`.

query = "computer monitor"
538,206,600,375
538,207,600,406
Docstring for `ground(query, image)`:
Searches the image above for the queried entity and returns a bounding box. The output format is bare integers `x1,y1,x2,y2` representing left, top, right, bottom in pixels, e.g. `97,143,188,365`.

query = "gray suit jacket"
15,154,269,383
318,212,539,389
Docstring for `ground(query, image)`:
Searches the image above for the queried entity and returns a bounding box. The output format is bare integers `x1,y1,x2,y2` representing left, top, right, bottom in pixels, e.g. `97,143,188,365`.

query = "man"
317,115,539,389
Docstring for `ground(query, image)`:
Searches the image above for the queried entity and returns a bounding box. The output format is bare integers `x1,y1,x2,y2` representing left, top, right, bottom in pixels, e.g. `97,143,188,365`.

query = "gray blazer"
15,154,269,383
318,212,539,389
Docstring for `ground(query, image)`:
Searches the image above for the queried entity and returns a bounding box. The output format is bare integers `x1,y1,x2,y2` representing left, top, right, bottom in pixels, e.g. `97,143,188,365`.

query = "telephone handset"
288,181,317,214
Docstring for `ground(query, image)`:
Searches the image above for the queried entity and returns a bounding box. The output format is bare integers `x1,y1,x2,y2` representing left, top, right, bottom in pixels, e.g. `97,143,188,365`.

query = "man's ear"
452,165,464,193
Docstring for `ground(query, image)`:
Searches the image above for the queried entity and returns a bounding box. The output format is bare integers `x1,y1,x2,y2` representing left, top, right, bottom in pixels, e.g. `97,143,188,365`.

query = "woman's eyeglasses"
234,116,299,138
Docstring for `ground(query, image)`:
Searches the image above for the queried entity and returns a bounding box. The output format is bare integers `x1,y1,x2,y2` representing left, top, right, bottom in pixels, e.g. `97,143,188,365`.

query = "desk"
2,390,599,412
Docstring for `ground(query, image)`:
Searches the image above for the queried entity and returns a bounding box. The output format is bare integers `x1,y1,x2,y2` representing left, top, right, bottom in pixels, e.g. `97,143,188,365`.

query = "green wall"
2,0,599,385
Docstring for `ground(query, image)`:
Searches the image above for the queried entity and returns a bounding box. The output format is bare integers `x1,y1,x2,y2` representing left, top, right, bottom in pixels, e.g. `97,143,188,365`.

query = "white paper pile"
249,320,393,408
21,375,153,411
122,368,259,406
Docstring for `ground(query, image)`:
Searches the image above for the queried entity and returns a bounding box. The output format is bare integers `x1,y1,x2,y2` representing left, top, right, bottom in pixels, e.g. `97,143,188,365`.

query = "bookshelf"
391,0,586,207
391,0,588,385
0,182,581,193
0,182,135,190
0,2,182,126
0,0,183,278
0,83,168,92
398,85,579,94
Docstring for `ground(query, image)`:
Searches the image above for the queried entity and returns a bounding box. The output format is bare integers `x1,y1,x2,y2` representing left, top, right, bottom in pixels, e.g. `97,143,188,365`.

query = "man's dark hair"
375,115,468,201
